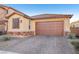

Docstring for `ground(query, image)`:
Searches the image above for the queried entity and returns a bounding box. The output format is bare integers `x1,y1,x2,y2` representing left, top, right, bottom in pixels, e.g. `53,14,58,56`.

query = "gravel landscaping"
0,36,75,54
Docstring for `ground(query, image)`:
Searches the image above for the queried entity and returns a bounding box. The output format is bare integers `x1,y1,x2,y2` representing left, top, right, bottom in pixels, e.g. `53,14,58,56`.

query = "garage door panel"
36,21,64,36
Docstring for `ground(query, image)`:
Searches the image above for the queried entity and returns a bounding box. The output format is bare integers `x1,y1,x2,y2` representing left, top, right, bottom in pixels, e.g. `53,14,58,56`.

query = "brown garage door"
36,21,64,36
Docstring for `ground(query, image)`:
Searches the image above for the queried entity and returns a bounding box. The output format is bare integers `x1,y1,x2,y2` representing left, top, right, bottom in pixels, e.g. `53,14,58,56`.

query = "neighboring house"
71,21,79,28
0,5,72,36
71,21,79,36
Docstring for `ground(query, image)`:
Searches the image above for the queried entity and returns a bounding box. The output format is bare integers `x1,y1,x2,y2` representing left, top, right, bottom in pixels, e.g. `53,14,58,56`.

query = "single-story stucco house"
0,5,72,36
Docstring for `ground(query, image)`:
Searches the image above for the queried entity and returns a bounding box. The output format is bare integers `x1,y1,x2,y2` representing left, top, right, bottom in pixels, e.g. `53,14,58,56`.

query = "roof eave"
6,12,32,19
32,16,73,20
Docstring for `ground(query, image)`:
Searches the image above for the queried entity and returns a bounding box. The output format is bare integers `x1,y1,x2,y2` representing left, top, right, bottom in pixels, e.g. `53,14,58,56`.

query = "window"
6,10,8,14
12,18,20,29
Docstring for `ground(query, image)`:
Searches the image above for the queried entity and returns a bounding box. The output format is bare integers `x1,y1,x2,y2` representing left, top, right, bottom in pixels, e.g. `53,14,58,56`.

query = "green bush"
68,33,76,39
4,37,10,41
71,42,79,51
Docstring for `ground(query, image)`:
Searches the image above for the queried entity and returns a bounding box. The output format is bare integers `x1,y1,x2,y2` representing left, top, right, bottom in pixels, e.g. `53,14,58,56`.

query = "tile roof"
6,7,32,19
31,14,73,19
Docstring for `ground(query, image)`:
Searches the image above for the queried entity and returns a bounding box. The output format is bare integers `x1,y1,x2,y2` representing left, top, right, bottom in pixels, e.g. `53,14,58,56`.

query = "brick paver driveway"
0,36,75,54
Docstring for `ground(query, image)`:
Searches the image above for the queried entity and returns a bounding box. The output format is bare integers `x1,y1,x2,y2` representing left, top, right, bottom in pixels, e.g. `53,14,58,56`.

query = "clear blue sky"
5,4,79,23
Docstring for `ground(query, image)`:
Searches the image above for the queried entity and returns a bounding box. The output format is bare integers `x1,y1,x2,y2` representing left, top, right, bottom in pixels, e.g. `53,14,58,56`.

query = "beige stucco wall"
64,18,70,32
0,8,7,19
6,8,15,16
7,14,30,32
30,18,70,35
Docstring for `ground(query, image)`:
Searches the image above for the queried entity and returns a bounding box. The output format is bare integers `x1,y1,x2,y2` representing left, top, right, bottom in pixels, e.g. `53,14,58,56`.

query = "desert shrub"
68,33,76,39
4,37,10,41
0,35,10,41
71,42,79,51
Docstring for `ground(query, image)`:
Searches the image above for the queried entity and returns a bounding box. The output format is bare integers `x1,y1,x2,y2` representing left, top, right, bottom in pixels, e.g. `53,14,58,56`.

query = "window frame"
12,18,20,29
